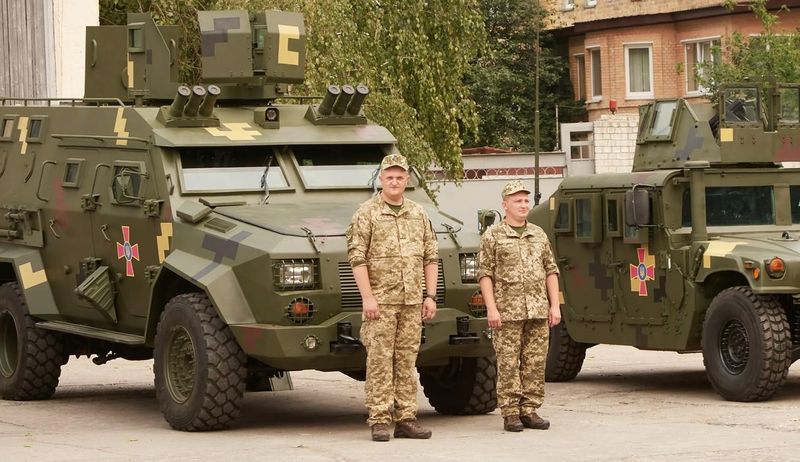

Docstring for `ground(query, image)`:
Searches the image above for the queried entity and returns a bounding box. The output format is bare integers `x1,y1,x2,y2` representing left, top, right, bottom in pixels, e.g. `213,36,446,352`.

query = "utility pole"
533,11,542,206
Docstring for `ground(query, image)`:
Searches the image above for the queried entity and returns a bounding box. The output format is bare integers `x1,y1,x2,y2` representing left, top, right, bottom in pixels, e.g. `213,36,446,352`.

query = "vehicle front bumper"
229,308,494,371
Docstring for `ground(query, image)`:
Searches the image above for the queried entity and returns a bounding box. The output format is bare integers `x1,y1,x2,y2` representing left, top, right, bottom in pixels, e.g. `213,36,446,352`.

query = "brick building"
543,0,800,173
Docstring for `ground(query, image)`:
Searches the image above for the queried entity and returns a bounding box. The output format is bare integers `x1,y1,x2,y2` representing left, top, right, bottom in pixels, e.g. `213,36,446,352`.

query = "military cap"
501,179,531,198
380,154,409,171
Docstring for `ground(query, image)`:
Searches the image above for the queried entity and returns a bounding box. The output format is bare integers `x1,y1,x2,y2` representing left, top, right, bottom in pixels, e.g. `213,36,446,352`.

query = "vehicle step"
36,321,146,345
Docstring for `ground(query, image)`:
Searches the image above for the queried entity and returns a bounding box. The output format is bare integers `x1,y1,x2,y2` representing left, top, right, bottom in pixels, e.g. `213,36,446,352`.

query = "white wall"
593,113,638,173
53,0,99,97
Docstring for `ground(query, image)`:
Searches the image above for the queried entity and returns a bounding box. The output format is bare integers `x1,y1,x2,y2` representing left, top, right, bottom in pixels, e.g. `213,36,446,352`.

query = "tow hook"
449,316,479,345
330,322,363,353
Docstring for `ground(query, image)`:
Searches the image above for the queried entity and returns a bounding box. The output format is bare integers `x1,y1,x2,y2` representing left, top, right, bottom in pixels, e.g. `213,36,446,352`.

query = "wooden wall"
0,0,57,99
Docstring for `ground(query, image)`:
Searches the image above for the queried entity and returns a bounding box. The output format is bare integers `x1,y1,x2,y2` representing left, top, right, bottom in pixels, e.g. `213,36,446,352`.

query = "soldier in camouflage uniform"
347,154,439,442
477,180,561,432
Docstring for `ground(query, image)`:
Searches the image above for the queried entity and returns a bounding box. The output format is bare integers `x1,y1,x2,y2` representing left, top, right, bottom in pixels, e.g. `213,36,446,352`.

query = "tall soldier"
477,180,561,432
346,154,439,442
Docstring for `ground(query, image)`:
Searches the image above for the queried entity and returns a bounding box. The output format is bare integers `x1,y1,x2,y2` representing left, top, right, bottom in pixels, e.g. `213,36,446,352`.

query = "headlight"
460,253,478,283
273,259,320,289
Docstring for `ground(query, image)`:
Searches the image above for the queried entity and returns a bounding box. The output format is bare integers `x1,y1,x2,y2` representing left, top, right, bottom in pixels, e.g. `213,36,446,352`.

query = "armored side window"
110,160,146,205
790,186,800,223
62,158,84,188
605,195,622,237
574,194,602,243
0,116,15,141
648,100,677,140
553,198,573,234
723,87,760,125
26,116,47,143
128,24,145,53
779,87,800,125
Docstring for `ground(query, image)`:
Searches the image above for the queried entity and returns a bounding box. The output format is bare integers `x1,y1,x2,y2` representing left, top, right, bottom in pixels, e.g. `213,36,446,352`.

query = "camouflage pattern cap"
380,154,409,171
501,179,531,198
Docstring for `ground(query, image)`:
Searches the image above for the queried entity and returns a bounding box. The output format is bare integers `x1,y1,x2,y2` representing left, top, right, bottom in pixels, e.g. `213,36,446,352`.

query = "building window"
589,48,602,99
685,38,720,94
575,54,586,100
625,44,653,99
586,0,598,7
570,131,594,160
563,0,575,11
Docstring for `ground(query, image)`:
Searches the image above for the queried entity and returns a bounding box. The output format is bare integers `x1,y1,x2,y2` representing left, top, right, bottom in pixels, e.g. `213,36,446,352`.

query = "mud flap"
269,372,294,391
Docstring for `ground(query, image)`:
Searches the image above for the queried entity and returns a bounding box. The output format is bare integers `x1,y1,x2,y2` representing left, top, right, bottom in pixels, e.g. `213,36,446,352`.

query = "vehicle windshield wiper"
260,154,273,205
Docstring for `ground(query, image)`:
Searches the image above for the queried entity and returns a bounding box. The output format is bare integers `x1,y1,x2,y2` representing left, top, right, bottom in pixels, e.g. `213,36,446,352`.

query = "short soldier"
477,179,561,432
346,153,439,442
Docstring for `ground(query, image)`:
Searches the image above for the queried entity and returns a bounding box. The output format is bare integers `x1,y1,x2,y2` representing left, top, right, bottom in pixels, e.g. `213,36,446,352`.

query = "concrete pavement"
2,345,800,461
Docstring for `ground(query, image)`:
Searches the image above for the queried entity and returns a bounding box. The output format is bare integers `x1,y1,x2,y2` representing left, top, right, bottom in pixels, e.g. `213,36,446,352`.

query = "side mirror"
478,209,498,235
112,170,145,204
625,189,651,227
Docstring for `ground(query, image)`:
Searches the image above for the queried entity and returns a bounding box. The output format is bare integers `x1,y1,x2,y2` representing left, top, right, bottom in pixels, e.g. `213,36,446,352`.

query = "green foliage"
463,0,579,152
99,0,484,179
698,0,800,102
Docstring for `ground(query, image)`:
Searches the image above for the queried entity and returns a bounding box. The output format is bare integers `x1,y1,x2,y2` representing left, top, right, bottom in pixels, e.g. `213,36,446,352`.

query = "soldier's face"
380,167,409,200
502,192,530,221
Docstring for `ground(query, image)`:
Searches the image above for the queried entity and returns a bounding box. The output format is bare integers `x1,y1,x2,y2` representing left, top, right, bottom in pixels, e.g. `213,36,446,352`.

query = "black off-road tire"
153,293,247,431
545,322,587,382
0,282,67,400
419,356,497,415
702,286,791,402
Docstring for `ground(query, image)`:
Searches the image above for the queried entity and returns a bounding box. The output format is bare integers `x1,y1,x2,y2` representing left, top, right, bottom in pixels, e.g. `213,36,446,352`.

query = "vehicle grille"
338,260,445,309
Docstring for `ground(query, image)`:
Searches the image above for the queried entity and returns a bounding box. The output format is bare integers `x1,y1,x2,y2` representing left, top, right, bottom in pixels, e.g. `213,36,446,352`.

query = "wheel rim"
0,311,19,378
719,319,749,375
164,326,196,404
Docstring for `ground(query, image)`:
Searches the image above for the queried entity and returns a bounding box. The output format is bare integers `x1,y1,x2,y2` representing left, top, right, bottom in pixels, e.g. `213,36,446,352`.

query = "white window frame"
682,36,721,96
624,43,654,100
586,0,598,7
563,0,575,11
574,53,586,101
587,46,602,101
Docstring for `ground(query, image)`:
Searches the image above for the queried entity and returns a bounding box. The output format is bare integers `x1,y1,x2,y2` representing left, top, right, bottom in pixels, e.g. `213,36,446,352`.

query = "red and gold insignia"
116,225,140,277
629,245,655,296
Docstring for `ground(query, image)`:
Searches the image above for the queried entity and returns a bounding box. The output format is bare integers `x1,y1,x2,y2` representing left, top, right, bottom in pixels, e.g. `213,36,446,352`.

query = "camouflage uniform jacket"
477,221,559,321
347,194,438,305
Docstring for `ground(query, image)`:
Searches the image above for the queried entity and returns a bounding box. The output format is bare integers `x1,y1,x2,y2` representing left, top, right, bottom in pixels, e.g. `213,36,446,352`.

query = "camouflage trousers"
360,304,422,426
491,318,549,417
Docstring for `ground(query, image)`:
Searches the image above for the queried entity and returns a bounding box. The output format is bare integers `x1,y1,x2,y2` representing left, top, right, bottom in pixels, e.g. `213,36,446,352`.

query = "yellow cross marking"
703,241,743,268
630,244,656,293
19,262,47,289
278,24,300,66
549,197,556,211
17,116,29,155
205,123,260,141
156,222,174,263
114,108,129,146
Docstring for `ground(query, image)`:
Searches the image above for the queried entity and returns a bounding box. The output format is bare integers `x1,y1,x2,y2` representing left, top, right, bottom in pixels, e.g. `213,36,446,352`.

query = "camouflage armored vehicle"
531,82,800,401
0,10,496,431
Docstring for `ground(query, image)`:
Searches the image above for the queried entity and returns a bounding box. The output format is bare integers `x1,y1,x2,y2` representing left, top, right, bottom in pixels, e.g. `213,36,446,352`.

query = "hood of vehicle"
214,202,464,237
707,233,800,260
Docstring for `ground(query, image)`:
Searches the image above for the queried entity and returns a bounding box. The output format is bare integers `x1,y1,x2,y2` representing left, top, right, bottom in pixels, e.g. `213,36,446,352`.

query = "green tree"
463,0,579,152
99,0,484,179
698,0,800,102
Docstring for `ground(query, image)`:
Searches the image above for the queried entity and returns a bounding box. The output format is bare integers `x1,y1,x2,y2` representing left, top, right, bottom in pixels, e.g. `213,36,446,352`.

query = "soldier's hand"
548,305,562,327
422,298,437,321
363,296,380,320
487,308,502,329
